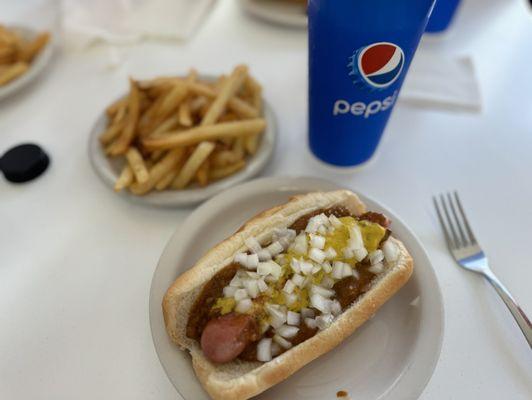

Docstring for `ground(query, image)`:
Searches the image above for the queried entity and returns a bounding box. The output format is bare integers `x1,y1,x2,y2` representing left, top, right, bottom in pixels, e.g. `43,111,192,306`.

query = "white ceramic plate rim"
149,176,444,400
0,25,54,101
88,96,277,208
238,0,308,28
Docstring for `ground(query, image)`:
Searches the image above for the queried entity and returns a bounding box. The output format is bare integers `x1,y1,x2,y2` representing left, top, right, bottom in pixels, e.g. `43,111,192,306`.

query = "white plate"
150,176,444,400
88,99,277,208
0,26,54,101
238,0,307,29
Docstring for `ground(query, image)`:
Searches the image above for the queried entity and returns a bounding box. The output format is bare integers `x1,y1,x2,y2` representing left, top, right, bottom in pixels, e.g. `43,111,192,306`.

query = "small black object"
0,143,50,183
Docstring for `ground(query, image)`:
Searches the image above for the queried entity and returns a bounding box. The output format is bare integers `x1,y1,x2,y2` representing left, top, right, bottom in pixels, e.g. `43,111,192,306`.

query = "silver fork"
433,191,532,348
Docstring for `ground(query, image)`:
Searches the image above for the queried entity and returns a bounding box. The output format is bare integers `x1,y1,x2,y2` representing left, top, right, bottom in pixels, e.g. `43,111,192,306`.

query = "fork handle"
483,269,532,348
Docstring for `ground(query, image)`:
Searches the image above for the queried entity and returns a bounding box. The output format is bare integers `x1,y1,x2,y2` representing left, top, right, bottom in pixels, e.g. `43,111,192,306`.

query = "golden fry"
143,118,266,150
155,168,179,191
201,65,248,126
99,118,126,145
171,142,215,189
195,158,210,187
114,165,134,192
108,79,141,155
0,61,28,85
245,75,263,111
125,147,149,184
245,134,261,155
18,32,50,63
209,160,246,180
156,81,188,118
129,148,185,195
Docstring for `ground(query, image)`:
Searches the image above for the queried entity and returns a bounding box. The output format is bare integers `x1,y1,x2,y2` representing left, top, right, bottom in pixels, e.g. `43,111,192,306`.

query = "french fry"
151,115,180,137
149,149,166,163
0,61,28,85
106,97,127,117
201,65,248,126
209,160,246,180
18,32,50,63
177,70,196,127
143,118,266,150
155,168,179,191
245,134,261,155
114,165,134,192
189,81,259,119
108,79,141,155
245,75,263,111
195,158,210,187
171,141,215,189
99,118,126,145
129,148,185,195
156,81,188,118
125,147,149,184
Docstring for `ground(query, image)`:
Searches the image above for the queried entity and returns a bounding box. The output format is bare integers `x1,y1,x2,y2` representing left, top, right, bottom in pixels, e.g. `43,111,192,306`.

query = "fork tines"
433,191,478,250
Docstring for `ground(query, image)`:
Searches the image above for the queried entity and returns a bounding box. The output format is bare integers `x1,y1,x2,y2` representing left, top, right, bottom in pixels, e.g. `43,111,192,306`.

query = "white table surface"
1,0,531,399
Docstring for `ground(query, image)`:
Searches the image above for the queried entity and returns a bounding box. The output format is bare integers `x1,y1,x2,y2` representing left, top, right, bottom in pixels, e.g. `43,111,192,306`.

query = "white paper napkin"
62,0,215,46
401,52,482,112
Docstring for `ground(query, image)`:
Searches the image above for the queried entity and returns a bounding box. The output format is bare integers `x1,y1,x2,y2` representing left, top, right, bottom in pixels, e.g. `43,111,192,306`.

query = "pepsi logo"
355,42,404,89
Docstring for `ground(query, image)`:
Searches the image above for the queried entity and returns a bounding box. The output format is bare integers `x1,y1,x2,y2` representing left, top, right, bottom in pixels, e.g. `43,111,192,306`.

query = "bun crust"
162,190,413,400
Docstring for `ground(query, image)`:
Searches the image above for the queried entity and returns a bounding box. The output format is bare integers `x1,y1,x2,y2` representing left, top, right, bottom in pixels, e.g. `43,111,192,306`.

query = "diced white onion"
324,247,337,260
310,293,332,313
283,279,296,294
265,275,277,283
269,261,282,280
234,288,248,301
234,252,248,265
321,276,335,289
257,279,269,292
257,261,281,279
322,261,333,273
273,334,293,349
271,342,282,356
309,248,326,264
311,284,335,298
290,258,301,274
368,262,385,274
316,314,334,330
285,293,298,307
331,300,342,316
369,249,384,265
223,286,238,298
266,304,287,328
229,276,242,288
287,311,300,326
341,263,353,278
301,307,315,318
353,247,368,262
382,240,399,263
318,225,327,235
266,241,284,257
309,234,325,249
257,249,272,261
305,317,318,329
257,338,272,362
235,298,253,313
332,261,345,280
311,264,321,274
291,233,308,255
245,237,262,253
300,260,314,275
329,215,342,228
243,279,260,298
275,254,287,266
348,225,364,249
276,324,299,339
278,236,293,250
246,271,260,279
291,273,305,288
246,253,259,269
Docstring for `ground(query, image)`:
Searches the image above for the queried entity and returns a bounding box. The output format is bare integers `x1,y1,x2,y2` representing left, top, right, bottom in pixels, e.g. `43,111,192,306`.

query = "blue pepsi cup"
308,0,436,167
426,0,461,33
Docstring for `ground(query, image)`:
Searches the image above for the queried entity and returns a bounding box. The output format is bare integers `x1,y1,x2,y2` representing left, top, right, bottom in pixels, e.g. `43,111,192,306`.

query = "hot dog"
163,190,413,400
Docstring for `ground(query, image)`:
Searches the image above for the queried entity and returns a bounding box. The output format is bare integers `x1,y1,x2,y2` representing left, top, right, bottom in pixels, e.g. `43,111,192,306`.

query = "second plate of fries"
0,25,53,100
89,65,277,207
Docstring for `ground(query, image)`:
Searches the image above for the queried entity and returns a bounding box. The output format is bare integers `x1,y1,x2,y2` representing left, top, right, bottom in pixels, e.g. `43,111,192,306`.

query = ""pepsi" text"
332,90,398,118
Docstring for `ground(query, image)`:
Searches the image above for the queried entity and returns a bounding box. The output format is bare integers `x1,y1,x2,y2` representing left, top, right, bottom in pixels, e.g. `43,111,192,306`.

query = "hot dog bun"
162,190,413,400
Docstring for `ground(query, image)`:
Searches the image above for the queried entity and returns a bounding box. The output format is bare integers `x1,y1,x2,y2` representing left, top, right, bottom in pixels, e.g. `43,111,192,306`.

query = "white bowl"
88,97,277,208
150,176,444,400
0,26,54,101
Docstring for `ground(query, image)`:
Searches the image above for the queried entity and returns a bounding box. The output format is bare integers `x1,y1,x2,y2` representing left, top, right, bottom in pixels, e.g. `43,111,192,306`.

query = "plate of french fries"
0,25,52,100
89,65,277,207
